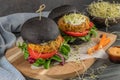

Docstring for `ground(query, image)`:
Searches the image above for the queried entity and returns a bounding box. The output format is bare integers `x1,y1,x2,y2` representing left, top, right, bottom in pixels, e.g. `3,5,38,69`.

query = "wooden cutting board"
5,31,117,80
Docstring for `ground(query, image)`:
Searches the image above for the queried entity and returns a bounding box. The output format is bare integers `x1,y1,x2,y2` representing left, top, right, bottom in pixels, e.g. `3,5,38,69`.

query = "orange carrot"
98,34,107,48
87,44,99,55
87,48,95,55
102,38,111,47
87,33,111,55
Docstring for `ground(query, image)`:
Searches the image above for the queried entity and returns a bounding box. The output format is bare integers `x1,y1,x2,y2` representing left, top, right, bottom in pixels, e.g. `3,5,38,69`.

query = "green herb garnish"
18,42,29,59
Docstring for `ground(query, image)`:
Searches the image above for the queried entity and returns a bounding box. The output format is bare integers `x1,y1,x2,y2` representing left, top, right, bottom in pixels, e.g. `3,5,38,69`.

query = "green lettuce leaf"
44,59,51,69
18,42,29,59
51,55,62,62
33,59,45,67
59,42,70,59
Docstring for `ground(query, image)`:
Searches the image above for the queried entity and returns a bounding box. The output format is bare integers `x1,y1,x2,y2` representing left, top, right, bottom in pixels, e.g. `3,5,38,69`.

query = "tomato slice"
28,47,57,59
64,22,94,37
89,22,94,27
64,30,89,37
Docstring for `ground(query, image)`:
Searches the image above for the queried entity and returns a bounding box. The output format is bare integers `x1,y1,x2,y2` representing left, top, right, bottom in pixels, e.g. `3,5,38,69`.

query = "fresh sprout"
87,1,120,26
69,62,81,79
81,61,87,80
70,64,108,80
63,13,87,25
68,60,88,80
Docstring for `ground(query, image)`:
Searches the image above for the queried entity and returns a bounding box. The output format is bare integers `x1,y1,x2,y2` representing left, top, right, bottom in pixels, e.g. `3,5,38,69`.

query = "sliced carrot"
102,38,111,47
87,48,95,55
87,33,111,55
98,34,107,48
87,44,99,55
94,44,99,50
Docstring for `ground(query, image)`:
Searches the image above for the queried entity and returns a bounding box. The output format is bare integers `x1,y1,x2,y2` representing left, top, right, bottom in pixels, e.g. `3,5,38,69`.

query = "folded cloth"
0,12,49,80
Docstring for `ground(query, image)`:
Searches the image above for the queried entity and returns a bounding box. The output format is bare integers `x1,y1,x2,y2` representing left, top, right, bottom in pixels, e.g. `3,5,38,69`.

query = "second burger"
49,5,97,44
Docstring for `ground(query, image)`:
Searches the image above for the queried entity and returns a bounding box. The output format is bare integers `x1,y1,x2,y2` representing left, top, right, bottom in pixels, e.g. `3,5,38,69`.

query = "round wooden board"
5,31,117,80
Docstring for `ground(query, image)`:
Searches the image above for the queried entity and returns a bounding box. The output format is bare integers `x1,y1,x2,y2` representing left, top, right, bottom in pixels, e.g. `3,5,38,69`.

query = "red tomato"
64,22,94,37
28,47,57,59
89,22,94,27
64,30,89,37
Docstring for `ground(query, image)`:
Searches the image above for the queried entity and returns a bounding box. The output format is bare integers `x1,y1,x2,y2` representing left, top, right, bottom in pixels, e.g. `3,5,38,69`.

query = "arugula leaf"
59,42,70,59
63,36,71,43
85,34,91,41
92,26,97,30
90,27,97,37
79,37,87,41
24,51,29,59
44,60,51,69
84,26,97,41
60,44,70,55
33,59,45,67
18,42,29,59
18,42,27,50
33,58,52,69
51,55,62,62
62,54,68,60
69,37,76,43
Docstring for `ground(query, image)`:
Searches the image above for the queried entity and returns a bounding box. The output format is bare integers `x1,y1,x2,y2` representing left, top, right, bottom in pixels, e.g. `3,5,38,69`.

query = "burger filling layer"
28,35,63,53
58,13,91,32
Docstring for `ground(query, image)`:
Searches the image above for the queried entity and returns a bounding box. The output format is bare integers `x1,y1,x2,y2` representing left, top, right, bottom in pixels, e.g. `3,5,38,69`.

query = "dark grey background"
0,0,91,16
1,0,120,17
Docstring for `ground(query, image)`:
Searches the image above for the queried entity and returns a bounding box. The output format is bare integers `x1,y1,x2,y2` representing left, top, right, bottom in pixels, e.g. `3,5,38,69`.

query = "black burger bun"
21,17,60,44
48,5,79,22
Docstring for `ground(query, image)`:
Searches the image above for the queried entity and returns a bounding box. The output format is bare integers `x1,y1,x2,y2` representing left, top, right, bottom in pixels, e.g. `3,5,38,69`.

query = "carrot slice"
102,38,111,47
87,44,99,55
87,34,111,55
98,34,107,48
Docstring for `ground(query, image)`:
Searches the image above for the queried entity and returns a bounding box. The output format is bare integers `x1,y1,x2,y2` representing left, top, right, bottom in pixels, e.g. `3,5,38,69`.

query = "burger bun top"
21,17,60,44
48,5,79,22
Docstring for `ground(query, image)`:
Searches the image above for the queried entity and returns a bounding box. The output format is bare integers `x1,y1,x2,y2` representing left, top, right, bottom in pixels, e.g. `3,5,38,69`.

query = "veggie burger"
49,5,97,44
19,17,70,69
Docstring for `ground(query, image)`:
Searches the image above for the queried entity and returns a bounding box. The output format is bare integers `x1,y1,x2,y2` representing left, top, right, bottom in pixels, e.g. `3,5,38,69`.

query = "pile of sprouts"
87,0,120,27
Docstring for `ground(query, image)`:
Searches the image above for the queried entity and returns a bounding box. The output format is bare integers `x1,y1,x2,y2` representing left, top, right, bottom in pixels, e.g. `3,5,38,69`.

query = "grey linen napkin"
0,13,40,80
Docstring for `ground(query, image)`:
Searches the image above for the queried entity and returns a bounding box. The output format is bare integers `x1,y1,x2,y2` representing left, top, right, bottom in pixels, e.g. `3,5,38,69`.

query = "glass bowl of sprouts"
87,1,120,27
